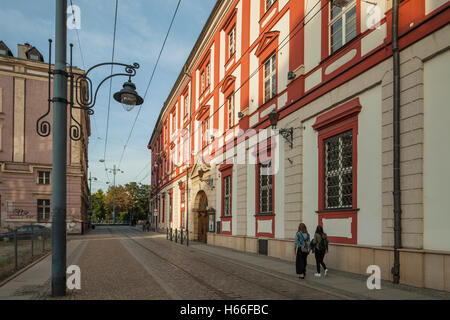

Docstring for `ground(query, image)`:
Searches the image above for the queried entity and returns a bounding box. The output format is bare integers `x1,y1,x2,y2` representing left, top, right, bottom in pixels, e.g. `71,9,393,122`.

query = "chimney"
17,43,32,59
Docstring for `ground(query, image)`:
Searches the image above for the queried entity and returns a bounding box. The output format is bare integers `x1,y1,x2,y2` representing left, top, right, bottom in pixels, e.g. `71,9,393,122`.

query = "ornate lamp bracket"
36,39,141,141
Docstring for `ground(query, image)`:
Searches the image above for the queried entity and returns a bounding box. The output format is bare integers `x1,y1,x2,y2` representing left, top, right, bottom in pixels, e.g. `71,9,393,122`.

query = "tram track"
112,227,233,299
119,227,345,300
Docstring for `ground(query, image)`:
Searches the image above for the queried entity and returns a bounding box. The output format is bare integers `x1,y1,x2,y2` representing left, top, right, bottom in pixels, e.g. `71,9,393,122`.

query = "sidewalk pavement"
188,241,450,300
1,227,449,300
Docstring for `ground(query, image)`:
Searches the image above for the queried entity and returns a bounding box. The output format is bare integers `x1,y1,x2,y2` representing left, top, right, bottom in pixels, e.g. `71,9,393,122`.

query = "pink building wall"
0,43,90,234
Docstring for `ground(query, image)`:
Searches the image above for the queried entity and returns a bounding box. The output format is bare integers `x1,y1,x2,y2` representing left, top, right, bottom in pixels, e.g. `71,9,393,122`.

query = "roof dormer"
0,41,13,57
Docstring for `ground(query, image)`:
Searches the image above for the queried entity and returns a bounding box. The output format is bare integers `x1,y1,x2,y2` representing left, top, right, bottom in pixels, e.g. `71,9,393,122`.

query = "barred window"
324,130,353,209
37,199,51,221
223,175,232,216
330,0,357,53
38,171,50,185
259,161,273,214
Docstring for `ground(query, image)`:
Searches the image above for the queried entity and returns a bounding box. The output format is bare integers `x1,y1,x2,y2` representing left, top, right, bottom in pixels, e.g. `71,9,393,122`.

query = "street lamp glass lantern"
268,110,279,129
114,80,144,106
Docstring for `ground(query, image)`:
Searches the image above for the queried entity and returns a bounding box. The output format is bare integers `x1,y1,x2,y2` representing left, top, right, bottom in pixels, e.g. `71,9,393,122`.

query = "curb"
0,251,51,288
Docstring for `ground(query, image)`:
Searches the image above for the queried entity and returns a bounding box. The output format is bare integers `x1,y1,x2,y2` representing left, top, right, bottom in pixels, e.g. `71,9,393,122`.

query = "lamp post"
104,165,124,224
36,0,144,297
88,173,98,227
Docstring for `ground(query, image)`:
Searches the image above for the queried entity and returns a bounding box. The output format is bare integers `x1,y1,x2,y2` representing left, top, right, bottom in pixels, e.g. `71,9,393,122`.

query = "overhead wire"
69,0,107,185
102,0,120,169
117,0,183,171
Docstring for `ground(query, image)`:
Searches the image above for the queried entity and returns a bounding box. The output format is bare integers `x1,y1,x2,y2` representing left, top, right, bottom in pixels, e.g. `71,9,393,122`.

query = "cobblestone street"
60,226,340,300
1,226,449,301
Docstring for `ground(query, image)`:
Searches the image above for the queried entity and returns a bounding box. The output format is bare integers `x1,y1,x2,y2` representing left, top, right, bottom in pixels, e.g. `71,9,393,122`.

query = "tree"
91,189,107,222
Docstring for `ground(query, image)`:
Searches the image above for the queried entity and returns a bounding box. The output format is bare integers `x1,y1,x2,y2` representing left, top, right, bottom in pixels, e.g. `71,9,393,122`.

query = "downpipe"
391,0,401,284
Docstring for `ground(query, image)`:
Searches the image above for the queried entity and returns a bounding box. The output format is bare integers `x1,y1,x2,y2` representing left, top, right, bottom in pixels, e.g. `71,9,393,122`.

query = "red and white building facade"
148,0,450,291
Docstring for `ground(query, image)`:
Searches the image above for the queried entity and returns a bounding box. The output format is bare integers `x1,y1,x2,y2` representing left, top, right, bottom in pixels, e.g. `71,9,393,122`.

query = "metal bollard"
180,229,183,245
175,229,178,243
14,230,18,270
166,227,168,239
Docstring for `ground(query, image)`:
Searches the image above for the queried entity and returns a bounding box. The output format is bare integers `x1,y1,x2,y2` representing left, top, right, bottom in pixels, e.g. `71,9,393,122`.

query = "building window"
227,93,234,130
206,63,211,88
202,117,209,149
324,130,353,209
266,0,276,12
229,27,236,58
184,93,189,116
201,71,205,93
223,175,232,217
6,201,14,215
37,199,51,222
172,112,176,133
259,161,273,214
38,171,50,185
264,54,277,103
329,0,357,53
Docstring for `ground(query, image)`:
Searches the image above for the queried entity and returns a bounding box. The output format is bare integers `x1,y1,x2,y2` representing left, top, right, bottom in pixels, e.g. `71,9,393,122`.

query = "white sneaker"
324,269,328,276
314,273,321,277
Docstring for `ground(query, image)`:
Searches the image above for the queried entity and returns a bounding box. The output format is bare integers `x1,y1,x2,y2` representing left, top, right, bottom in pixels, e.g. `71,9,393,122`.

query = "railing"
166,227,187,245
0,226,52,282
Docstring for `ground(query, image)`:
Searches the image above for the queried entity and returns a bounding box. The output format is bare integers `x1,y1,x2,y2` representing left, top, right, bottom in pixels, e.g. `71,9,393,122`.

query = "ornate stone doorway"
194,191,208,243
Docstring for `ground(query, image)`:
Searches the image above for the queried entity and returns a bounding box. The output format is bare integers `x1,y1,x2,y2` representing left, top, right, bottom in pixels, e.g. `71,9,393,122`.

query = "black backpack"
317,233,328,252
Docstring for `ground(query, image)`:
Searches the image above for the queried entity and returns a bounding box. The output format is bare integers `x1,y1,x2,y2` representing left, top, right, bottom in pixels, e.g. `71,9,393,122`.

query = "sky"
0,0,216,192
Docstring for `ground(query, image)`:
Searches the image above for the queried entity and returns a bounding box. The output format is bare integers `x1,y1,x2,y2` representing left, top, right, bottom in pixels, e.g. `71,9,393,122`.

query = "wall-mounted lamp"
268,110,294,149
197,168,214,190
287,71,296,80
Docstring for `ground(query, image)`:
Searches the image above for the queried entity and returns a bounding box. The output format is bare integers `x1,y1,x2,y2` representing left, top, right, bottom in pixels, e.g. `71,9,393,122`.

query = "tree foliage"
91,183,151,222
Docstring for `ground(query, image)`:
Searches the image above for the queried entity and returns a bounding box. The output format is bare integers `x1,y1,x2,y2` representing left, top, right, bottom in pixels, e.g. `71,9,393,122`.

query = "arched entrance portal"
194,191,208,243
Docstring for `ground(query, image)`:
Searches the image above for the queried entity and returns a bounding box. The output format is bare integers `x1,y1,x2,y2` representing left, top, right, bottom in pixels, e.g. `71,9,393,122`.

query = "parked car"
0,225,50,242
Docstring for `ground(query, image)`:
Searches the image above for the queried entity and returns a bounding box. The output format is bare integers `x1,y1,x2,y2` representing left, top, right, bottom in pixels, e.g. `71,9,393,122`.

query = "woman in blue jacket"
294,223,310,279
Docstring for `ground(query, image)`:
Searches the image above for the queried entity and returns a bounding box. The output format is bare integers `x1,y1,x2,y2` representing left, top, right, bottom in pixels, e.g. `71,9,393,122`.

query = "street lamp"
104,165,124,225
35,0,144,297
88,173,98,227
268,110,294,149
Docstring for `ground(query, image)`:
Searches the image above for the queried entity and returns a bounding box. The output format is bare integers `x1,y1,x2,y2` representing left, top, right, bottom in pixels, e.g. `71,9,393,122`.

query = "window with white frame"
184,93,189,116
266,0,276,12
324,130,353,209
37,199,51,221
259,160,273,214
38,171,50,185
223,175,232,216
229,27,236,58
329,0,357,53
264,54,277,103
206,63,211,88
6,201,14,214
201,71,205,93
227,93,234,130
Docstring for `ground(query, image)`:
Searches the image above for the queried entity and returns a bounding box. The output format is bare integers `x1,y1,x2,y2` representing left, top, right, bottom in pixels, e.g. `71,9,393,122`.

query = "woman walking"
311,225,328,277
294,223,310,279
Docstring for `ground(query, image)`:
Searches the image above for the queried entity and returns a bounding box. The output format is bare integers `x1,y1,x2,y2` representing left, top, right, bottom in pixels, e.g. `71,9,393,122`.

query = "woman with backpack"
294,223,310,279
311,225,328,277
